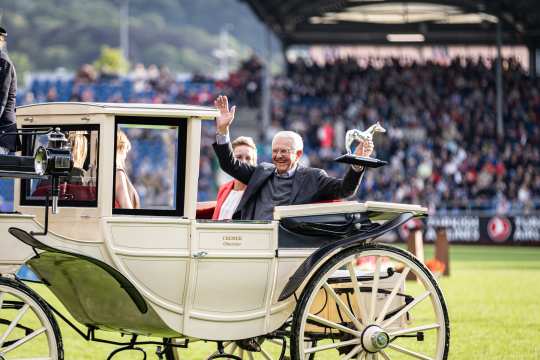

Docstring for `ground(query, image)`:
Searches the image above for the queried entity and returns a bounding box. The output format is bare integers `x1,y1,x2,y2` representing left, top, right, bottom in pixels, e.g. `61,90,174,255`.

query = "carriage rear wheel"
0,276,63,360
291,244,449,360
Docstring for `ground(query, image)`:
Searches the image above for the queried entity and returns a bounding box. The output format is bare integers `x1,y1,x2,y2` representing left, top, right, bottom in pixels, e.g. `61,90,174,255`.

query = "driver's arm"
0,58,12,118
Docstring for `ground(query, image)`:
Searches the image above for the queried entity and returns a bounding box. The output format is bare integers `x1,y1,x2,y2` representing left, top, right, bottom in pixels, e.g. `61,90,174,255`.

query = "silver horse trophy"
336,122,388,168
345,122,386,154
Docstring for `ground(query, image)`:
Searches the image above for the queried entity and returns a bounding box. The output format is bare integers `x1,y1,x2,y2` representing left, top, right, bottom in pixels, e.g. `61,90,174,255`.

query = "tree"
93,46,129,76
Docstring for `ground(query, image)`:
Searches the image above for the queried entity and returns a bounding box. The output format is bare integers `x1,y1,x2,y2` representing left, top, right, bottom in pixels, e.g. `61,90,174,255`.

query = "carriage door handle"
192,251,208,258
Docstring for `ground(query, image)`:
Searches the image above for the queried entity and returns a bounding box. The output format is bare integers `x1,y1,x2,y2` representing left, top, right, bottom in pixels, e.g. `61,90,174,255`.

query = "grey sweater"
253,174,295,220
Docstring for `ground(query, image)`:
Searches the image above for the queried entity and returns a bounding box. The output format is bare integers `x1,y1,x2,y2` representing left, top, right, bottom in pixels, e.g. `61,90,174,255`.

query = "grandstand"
13,55,539,215
270,56,539,213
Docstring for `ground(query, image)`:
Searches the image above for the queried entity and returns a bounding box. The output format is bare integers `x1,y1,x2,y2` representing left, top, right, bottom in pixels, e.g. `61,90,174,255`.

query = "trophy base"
335,154,388,168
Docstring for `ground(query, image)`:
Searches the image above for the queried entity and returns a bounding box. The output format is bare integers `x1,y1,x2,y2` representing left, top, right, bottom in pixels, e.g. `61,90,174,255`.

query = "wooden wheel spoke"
389,323,441,337
304,338,360,354
260,347,273,360
340,344,363,360
295,246,448,360
388,344,433,360
0,279,61,360
322,282,363,330
375,267,410,324
1,326,46,355
0,303,30,347
307,313,362,337
269,339,283,346
347,262,367,325
382,291,430,329
247,350,255,360
369,256,382,323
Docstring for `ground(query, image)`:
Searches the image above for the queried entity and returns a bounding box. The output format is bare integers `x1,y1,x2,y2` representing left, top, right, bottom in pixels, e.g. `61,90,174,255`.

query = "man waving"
213,95,373,220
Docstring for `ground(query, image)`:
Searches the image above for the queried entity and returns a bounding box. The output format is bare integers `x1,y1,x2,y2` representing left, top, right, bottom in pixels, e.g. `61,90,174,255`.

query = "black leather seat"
279,212,380,248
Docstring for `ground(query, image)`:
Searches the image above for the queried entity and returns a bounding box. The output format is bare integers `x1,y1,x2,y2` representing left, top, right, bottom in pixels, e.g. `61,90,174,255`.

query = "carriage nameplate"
199,231,269,249
223,241,241,246
222,235,242,246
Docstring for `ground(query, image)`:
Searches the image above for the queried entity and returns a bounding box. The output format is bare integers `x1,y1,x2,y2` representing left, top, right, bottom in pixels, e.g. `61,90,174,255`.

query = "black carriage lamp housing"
34,129,73,177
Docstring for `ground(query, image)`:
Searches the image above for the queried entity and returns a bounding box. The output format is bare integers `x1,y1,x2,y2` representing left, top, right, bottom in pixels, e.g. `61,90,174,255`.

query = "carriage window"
21,125,100,207
113,117,186,216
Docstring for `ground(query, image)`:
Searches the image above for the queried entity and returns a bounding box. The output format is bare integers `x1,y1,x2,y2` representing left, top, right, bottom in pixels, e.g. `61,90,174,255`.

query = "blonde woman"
67,132,88,185
115,130,140,209
212,136,257,219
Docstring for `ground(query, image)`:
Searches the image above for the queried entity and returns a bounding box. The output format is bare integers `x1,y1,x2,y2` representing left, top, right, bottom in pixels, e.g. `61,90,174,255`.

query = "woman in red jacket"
212,136,257,219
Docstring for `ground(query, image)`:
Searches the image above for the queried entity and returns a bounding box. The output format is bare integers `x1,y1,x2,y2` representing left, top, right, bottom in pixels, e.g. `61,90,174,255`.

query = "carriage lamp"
34,129,73,176
34,129,74,214
33,146,72,177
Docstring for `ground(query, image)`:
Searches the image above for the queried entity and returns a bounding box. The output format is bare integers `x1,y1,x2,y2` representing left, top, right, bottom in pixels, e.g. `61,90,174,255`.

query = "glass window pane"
114,124,178,210
25,127,99,205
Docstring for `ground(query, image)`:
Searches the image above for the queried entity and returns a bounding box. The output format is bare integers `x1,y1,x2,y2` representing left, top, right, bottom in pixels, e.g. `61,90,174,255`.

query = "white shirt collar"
275,163,298,178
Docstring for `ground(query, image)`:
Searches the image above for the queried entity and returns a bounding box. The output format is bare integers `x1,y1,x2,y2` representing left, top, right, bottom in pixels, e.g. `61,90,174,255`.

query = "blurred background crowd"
266,56,539,214
12,54,539,214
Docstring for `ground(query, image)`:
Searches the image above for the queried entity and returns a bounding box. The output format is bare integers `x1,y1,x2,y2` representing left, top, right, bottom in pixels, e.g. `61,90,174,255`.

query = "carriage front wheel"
0,276,63,360
291,244,449,360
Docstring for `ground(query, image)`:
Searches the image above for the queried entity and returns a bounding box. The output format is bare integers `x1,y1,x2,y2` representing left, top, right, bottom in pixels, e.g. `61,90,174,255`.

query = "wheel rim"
297,246,448,360
0,282,58,360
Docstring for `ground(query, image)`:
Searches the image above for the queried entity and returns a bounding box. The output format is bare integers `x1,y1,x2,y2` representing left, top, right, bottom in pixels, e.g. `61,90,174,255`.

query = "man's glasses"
272,148,294,156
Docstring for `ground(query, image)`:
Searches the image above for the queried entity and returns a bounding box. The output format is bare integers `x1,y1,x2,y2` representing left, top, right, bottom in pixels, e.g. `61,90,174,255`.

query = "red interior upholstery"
196,201,217,219
32,183,97,202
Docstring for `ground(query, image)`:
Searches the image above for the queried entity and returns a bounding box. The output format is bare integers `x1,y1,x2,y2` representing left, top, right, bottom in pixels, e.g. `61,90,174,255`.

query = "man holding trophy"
213,95,381,221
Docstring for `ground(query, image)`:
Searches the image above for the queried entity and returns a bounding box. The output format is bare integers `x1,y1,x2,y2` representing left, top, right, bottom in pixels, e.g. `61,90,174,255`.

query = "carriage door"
184,220,278,340
103,117,191,323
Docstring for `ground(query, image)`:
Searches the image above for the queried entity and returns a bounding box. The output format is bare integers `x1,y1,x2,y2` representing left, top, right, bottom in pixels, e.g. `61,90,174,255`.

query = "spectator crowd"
15,55,540,214
265,56,539,213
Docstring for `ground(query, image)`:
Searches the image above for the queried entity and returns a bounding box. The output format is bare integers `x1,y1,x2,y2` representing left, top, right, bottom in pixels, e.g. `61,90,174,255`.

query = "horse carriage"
0,102,449,359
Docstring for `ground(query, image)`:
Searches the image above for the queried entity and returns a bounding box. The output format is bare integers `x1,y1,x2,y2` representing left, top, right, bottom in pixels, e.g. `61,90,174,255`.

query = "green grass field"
10,245,540,359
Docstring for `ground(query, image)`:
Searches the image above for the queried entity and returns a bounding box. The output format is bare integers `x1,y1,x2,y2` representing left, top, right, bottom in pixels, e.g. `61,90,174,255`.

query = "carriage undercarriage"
1,240,449,360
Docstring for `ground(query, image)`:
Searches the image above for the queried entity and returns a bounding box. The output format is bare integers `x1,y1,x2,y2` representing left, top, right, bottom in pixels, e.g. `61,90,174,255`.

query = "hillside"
0,0,276,75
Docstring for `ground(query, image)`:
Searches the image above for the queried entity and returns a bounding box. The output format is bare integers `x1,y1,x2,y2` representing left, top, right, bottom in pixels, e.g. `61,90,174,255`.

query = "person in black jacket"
213,95,374,220
0,26,17,154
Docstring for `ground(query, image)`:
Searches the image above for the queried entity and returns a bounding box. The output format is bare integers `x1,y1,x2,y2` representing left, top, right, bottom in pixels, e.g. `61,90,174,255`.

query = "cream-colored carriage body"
0,102,448,360
0,102,289,340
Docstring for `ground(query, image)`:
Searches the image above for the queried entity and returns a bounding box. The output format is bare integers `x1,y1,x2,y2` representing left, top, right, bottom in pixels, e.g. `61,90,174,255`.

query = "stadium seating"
11,56,539,214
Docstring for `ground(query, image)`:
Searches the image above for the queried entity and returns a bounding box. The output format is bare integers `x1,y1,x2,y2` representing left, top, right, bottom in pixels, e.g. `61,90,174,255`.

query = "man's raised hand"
214,95,236,135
